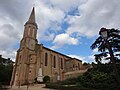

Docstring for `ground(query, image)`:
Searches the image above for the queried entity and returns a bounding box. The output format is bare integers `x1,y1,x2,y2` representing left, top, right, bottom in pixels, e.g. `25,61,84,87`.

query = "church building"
10,7,88,86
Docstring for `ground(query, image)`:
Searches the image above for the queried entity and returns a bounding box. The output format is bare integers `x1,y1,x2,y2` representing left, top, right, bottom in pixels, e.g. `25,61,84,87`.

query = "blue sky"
0,0,120,63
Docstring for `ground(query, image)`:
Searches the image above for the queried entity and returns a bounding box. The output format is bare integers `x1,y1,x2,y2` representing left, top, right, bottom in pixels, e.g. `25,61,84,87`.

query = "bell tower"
20,7,38,50
10,7,38,86
24,7,37,39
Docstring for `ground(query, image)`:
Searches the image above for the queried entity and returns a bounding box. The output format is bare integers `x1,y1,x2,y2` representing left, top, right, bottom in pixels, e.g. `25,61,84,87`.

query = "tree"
78,64,118,89
43,76,50,83
90,27,120,89
90,28,120,63
0,55,14,85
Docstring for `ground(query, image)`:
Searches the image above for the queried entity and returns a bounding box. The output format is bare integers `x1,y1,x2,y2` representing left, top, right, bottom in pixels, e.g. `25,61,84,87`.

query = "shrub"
61,78,77,85
43,76,50,83
46,82,60,89
77,69,117,89
46,82,94,90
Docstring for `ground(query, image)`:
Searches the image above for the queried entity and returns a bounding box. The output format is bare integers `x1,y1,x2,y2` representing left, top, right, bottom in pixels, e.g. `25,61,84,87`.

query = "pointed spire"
25,7,37,28
28,7,35,23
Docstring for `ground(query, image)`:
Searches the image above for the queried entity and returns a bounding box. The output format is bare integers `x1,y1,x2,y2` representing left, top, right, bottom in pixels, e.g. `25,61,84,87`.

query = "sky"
0,0,120,63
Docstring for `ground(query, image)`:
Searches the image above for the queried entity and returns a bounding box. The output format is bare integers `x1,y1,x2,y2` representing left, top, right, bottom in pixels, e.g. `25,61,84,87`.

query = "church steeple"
28,7,35,23
23,7,38,39
25,7,37,28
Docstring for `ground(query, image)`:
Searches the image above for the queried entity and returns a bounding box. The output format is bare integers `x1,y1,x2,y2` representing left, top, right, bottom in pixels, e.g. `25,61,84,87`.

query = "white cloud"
0,50,16,61
66,0,120,38
42,33,55,41
92,48,99,54
51,33,79,49
86,55,95,63
50,0,86,12
68,54,95,63
35,0,65,42
0,0,33,60
68,54,85,60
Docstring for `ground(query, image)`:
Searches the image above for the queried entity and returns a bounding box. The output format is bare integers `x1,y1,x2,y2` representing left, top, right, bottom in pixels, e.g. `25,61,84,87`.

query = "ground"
8,84,54,90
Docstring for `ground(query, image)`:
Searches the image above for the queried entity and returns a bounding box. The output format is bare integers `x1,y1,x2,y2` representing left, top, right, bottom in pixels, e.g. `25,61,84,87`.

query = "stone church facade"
10,7,88,86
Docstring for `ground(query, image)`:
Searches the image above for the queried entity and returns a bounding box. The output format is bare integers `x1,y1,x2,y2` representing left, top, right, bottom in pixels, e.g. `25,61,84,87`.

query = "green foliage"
83,62,90,65
43,76,50,83
90,28,120,89
92,63,114,73
80,72,115,88
46,82,95,90
59,78,77,85
46,63,118,90
77,64,118,89
90,28,120,63
46,82,60,89
0,55,13,85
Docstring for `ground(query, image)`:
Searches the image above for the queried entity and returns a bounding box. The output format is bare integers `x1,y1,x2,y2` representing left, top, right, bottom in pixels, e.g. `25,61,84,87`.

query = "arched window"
28,27,30,36
78,63,80,70
45,53,48,66
61,58,63,69
54,56,56,68
32,29,34,37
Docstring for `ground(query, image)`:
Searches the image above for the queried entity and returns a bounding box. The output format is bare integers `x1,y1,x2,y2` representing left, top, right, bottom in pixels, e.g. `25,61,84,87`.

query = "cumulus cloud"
50,0,87,12
35,0,65,42
0,24,19,50
51,33,79,49
0,50,16,61
68,54,85,60
68,54,94,63
0,0,33,60
67,49,101,63
66,0,120,38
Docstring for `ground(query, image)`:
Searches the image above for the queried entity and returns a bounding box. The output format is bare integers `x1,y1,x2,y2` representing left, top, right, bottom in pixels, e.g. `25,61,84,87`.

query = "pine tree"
90,28,120,63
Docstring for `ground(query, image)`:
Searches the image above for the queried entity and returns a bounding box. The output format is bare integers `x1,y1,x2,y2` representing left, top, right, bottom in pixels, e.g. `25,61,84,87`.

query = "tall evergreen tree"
90,28,120,89
90,28,120,63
